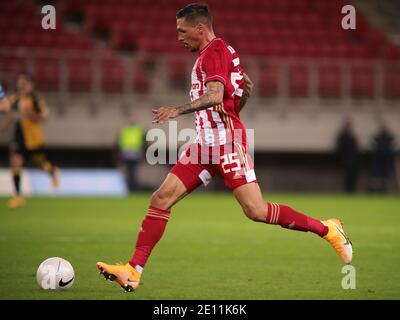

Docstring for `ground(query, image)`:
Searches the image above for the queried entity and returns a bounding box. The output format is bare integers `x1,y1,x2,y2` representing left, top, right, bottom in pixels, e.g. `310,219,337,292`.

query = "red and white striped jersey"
190,38,247,147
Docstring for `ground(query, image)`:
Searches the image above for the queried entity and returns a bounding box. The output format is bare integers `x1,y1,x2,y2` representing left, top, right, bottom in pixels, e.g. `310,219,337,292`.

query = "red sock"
129,206,171,268
266,202,328,237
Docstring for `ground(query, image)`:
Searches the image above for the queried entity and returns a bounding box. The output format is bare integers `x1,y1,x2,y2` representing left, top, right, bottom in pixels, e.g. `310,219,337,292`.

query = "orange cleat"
8,196,25,209
96,262,141,292
322,218,353,264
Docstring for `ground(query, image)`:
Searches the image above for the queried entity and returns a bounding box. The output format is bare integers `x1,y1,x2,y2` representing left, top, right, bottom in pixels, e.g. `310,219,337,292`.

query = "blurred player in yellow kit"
0,74,60,208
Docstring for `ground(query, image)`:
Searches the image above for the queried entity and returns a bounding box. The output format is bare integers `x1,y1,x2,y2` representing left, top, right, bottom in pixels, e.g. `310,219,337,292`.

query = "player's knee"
31,154,46,168
150,187,174,209
10,155,22,169
242,203,266,222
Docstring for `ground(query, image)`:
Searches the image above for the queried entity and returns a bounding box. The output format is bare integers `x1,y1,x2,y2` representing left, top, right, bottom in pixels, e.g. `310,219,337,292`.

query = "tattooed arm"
152,81,224,124
238,73,254,112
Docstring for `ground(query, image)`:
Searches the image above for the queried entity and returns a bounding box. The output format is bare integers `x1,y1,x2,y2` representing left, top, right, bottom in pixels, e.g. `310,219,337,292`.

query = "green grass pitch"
0,193,399,300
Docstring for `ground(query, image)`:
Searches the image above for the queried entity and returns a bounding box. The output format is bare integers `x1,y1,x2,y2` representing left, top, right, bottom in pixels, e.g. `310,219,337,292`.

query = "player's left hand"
152,106,179,124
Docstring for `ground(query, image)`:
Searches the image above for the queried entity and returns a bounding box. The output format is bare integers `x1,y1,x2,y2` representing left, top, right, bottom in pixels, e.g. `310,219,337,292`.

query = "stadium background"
0,0,400,301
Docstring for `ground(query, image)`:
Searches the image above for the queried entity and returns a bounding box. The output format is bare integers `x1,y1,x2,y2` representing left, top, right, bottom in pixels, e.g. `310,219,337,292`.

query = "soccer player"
96,3,353,292
2,74,60,208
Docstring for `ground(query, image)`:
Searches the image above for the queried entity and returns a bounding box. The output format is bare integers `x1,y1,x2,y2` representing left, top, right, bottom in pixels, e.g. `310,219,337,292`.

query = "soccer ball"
36,257,75,290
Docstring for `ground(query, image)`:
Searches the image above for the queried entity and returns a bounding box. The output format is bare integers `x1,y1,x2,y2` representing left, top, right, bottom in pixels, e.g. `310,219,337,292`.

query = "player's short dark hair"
176,3,213,28
17,73,35,84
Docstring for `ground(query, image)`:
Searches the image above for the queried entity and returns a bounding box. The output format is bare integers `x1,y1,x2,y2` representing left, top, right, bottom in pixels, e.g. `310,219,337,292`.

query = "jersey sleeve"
202,41,229,86
0,84,5,99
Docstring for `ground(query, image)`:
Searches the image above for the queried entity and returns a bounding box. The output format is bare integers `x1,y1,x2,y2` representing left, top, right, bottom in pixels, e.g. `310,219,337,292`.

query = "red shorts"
170,142,257,192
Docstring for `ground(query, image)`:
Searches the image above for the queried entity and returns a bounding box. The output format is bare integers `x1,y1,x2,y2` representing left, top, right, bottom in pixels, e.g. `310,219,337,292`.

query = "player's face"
176,18,201,52
16,76,33,95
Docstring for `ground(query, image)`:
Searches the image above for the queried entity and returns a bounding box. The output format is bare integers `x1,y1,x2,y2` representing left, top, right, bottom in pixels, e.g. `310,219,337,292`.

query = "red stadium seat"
33,57,60,91
318,65,342,98
0,55,27,74
85,6,115,34
2,31,22,47
132,64,150,94
101,56,125,93
258,63,280,98
67,57,93,92
36,32,61,48
382,43,400,60
384,66,400,99
297,42,318,58
58,0,88,16
166,58,188,90
350,66,375,99
289,64,309,97
109,24,138,51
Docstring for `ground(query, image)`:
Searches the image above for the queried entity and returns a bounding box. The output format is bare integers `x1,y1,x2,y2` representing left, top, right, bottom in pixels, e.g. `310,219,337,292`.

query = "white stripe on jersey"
194,111,201,144
191,59,202,144
199,109,215,146
211,110,227,145
190,60,201,100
